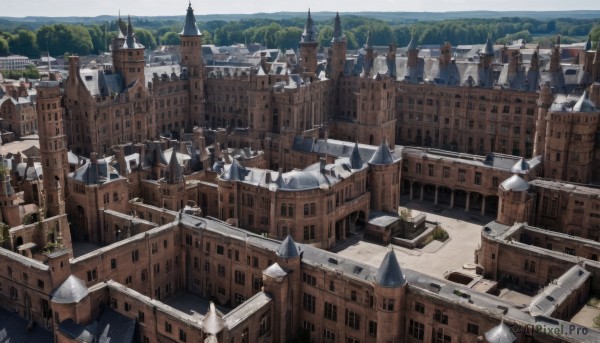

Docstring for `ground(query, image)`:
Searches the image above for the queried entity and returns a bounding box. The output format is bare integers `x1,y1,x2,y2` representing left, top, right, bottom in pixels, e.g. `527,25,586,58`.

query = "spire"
364,31,372,49
331,12,345,43
117,11,125,39
349,142,363,169
300,9,318,43
165,148,184,184
181,1,201,36
125,15,137,48
407,34,417,51
585,34,592,51
483,34,494,56
375,246,406,287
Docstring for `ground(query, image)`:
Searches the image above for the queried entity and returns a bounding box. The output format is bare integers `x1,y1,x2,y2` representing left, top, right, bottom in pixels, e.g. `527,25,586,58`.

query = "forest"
0,14,599,59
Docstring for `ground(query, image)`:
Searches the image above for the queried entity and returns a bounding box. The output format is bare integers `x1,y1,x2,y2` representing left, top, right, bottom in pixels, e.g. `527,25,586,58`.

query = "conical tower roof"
331,12,345,43
51,275,89,304
300,9,318,43
181,1,202,36
203,302,225,335
349,142,363,169
484,319,516,343
165,148,184,184
407,35,418,50
483,35,495,56
221,159,248,181
276,235,299,258
585,34,592,51
368,140,394,165
375,247,406,287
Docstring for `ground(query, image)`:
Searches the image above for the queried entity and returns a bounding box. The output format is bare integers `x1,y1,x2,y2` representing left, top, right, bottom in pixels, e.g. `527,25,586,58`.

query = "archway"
485,195,499,215
469,192,484,212
454,190,467,209
437,186,452,205
423,184,437,202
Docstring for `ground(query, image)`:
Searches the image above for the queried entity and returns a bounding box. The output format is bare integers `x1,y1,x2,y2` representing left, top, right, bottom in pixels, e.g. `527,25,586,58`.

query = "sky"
2,0,600,17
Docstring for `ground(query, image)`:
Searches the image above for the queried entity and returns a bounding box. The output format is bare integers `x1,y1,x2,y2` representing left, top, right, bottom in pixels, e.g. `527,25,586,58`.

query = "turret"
373,247,406,341
479,35,495,69
549,35,561,72
497,174,533,226
299,9,318,78
363,31,374,77
36,80,67,218
368,141,401,212
533,81,553,157
112,15,145,86
0,155,19,227
329,12,346,80
407,34,419,68
180,2,205,129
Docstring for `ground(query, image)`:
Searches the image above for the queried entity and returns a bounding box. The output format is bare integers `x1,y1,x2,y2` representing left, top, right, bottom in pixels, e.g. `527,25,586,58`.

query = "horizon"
1,0,600,18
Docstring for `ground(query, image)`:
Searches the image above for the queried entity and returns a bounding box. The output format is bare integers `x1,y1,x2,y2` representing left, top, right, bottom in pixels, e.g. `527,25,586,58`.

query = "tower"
533,82,553,157
549,35,561,72
362,31,374,77
0,155,20,227
299,9,318,79
367,141,401,212
36,80,68,218
329,12,346,81
161,147,186,211
497,174,533,226
479,35,495,69
112,16,145,86
373,248,407,341
406,34,419,68
180,1,205,128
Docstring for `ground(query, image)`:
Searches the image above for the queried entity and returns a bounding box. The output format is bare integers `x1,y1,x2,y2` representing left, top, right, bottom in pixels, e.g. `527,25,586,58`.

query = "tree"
135,28,156,50
161,32,180,45
87,25,106,53
22,64,39,79
276,27,303,50
9,30,38,58
0,36,8,56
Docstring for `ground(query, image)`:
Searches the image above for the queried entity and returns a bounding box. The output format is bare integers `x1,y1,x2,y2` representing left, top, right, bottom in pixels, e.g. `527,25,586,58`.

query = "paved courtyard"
335,198,496,280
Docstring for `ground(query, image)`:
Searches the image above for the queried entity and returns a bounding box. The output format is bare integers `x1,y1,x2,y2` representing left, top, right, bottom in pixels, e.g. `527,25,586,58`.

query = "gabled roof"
375,248,406,288
51,275,89,304
368,141,395,165
181,2,202,36
276,235,300,258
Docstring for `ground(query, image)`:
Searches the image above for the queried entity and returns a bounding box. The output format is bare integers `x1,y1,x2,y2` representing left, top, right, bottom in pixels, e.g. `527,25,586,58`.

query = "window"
235,270,245,285
324,302,337,321
443,167,450,178
110,298,117,308
154,263,160,275
138,311,145,323
37,279,44,289
474,172,482,185
151,242,158,254
458,169,466,182
323,329,336,341
434,328,452,343
303,293,316,313
303,272,316,286
414,302,425,314
217,245,225,255
467,323,479,335
218,264,226,277
304,225,316,240
87,268,97,282
125,275,132,285
124,302,131,312
368,320,378,337
350,290,357,302
165,321,172,333
345,309,360,330
382,298,394,311
163,239,168,248
409,319,425,340
132,250,139,262
185,234,192,246
433,310,448,324
179,329,187,342
141,268,148,281
235,293,246,305
303,321,315,332
259,313,271,336
329,280,335,292
111,258,117,270
565,247,575,255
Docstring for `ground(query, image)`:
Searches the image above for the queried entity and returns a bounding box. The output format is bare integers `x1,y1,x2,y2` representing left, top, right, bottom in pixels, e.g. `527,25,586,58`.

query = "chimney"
265,172,272,184
319,157,326,174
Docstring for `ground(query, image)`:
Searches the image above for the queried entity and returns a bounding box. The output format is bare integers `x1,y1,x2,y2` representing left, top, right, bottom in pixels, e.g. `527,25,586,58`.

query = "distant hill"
1,10,600,26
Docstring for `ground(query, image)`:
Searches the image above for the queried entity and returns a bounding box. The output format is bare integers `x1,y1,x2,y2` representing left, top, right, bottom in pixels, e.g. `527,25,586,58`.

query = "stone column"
481,196,486,216
434,186,439,205
465,192,470,212
409,181,414,200
450,190,455,208
419,185,424,201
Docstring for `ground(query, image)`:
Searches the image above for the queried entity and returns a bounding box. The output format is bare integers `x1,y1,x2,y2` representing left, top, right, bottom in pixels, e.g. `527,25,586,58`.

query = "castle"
1,2,600,342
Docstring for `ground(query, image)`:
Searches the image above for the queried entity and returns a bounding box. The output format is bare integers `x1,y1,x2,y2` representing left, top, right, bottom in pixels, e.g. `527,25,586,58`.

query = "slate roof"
500,174,529,192
529,265,590,317
368,141,396,165
79,69,124,97
375,248,406,287
181,3,201,36
165,146,184,184
0,307,53,342
300,9,318,43
349,142,364,169
70,157,120,185
51,275,89,304
510,158,529,174
58,308,135,343
276,235,299,258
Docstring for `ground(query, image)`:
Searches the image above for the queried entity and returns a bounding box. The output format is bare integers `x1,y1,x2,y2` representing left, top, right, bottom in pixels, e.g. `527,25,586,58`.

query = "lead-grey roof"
276,235,299,258
529,265,590,317
484,319,516,343
220,159,249,181
407,35,417,50
165,146,184,184
500,174,529,192
510,158,529,174
375,249,406,287
349,142,364,169
483,36,495,56
331,12,345,43
51,275,89,304
572,91,597,112
181,3,201,36
264,262,288,279
300,9,317,43
369,141,395,165
70,158,120,185
78,69,124,97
